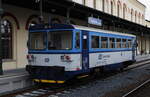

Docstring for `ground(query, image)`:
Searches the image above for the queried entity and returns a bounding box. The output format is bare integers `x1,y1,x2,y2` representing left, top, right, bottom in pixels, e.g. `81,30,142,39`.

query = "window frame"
122,39,127,48
127,39,132,48
75,31,81,50
101,36,108,49
109,37,116,48
91,35,100,49
47,30,73,50
1,19,13,59
116,38,122,48
29,32,47,50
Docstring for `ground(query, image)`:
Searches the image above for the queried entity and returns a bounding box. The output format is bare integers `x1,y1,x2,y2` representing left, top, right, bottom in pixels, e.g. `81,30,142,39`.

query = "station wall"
72,0,146,25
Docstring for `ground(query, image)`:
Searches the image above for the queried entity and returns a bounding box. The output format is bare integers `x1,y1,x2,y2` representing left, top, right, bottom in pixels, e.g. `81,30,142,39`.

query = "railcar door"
132,38,137,60
82,31,89,70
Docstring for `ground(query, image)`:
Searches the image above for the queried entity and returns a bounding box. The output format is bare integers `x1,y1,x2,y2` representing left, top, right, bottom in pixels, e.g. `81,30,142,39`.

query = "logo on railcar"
45,58,50,62
98,54,110,60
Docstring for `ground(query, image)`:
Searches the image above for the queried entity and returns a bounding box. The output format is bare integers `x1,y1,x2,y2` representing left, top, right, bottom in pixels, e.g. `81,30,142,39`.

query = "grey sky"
138,0,150,20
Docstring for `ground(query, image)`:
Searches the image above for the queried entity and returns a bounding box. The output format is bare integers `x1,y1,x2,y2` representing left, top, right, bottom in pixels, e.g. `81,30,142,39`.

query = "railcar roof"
73,25,136,37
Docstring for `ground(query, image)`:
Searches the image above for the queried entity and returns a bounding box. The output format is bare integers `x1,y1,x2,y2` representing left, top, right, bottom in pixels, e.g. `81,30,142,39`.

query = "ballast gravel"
55,63,150,97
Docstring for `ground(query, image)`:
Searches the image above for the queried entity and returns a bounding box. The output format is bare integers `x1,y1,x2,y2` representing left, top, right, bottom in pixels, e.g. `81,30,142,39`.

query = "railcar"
26,24,136,84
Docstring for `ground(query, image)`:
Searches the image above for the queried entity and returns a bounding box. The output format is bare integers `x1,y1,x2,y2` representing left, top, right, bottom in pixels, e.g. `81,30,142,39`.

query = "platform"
0,68,33,95
0,54,150,95
135,54,150,62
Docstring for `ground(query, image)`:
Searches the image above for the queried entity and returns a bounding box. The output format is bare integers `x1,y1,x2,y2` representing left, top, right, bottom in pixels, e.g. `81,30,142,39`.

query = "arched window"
117,4,120,17
138,13,141,24
94,0,96,8
131,9,133,21
1,19,13,59
111,1,113,15
102,0,105,12
135,11,137,23
106,0,109,13
83,0,85,5
142,15,144,24
123,4,127,19
117,1,121,17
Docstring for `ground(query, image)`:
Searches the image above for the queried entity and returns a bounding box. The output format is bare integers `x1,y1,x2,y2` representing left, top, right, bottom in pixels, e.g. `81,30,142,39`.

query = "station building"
146,20,150,28
0,0,150,71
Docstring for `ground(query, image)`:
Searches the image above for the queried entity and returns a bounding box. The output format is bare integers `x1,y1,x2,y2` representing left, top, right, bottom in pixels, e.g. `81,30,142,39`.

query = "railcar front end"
26,25,87,83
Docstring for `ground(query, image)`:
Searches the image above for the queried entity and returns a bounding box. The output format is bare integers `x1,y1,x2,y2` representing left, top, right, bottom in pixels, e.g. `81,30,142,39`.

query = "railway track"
1,60,150,97
122,79,150,97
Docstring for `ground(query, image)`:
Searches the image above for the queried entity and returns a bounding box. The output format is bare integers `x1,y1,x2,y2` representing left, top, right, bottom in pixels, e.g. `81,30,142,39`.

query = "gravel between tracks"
54,63,150,97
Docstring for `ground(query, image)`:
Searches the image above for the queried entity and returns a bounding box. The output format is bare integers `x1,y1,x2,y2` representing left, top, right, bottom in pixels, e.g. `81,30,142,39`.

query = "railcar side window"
29,32,45,50
48,31,72,50
109,38,115,48
122,39,127,48
127,39,132,48
116,38,121,48
75,32,80,49
101,37,108,48
91,36,99,49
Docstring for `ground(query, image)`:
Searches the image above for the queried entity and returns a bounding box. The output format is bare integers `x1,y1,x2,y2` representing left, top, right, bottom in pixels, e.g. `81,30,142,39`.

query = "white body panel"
89,51,132,68
29,50,133,71
29,54,82,71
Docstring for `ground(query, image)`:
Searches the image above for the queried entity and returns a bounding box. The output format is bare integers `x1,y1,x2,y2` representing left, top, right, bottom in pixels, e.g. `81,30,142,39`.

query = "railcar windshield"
29,32,46,50
48,30,72,50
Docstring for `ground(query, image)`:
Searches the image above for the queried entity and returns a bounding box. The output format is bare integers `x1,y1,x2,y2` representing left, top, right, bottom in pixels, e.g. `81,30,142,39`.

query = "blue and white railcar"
26,24,136,83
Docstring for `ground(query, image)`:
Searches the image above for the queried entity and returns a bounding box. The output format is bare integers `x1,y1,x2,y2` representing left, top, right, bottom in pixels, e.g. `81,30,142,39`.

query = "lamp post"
0,0,3,75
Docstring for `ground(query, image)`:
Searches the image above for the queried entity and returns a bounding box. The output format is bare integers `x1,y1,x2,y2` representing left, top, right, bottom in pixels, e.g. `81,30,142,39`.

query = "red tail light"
27,55,30,59
76,67,80,71
27,54,34,60
61,55,72,62
65,55,71,60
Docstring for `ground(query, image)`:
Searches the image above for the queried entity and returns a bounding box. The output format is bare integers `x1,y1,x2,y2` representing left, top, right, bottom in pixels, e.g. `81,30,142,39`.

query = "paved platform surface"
0,69,31,95
135,54,150,62
0,68,28,78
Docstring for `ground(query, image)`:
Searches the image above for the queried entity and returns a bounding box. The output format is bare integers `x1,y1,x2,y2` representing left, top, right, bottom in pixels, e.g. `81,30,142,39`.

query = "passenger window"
101,37,108,48
75,32,80,49
91,36,99,49
116,38,121,48
122,39,127,48
109,38,115,48
127,39,132,48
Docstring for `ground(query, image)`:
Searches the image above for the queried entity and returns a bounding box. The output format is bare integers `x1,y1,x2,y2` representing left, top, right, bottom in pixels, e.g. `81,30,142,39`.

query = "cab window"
75,32,80,49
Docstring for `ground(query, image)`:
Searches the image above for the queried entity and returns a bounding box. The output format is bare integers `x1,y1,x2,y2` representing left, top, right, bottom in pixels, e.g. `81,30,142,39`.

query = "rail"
122,79,150,97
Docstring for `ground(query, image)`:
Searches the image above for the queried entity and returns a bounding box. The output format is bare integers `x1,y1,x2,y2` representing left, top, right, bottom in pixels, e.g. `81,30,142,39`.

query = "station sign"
88,17,102,26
